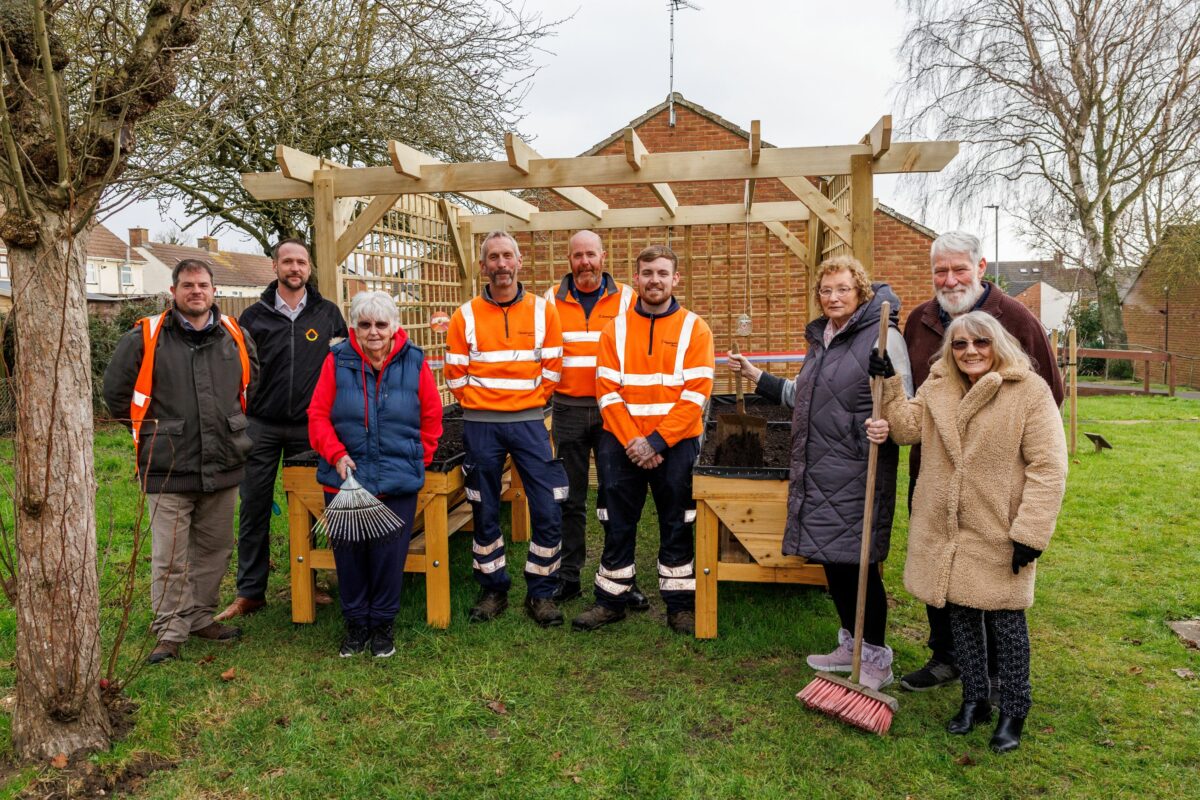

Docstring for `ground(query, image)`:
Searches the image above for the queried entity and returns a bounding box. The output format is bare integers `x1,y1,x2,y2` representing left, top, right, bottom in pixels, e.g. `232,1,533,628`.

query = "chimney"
1053,251,1064,267
197,236,219,253
128,227,149,248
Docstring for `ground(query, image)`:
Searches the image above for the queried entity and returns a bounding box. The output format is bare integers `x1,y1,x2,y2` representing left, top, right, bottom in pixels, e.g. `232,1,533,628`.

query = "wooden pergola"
241,115,957,318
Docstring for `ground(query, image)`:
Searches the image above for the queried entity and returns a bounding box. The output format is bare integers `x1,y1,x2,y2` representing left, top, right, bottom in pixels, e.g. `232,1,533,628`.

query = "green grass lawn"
1,395,1199,798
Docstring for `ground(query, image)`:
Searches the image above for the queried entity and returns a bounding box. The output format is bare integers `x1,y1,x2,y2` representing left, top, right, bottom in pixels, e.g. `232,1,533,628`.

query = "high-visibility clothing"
544,273,633,399
445,285,563,413
595,300,715,449
129,311,250,455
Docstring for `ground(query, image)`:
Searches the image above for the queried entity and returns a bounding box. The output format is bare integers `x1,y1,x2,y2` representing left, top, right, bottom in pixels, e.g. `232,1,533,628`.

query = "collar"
634,297,680,320
554,272,618,303
274,287,308,314
482,282,526,307
173,308,215,331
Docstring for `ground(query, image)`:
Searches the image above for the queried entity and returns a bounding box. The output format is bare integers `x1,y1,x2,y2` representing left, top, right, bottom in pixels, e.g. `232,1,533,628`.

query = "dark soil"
712,430,766,469
709,394,794,423
700,401,792,470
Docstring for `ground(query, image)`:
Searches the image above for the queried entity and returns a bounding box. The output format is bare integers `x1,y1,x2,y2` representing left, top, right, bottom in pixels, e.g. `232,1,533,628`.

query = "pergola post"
313,171,340,304
850,154,874,274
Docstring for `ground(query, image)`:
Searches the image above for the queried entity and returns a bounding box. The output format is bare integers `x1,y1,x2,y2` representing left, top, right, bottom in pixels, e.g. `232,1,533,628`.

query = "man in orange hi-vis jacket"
572,244,714,636
445,231,569,628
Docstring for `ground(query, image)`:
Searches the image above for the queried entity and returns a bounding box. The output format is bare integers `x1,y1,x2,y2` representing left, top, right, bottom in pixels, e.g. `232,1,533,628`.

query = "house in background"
995,256,1096,332
1122,226,1200,388
130,228,275,297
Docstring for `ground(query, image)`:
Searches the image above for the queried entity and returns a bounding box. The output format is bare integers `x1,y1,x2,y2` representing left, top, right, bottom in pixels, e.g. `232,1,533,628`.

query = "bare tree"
0,0,213,761
124,0,558,254
896,0,1200,350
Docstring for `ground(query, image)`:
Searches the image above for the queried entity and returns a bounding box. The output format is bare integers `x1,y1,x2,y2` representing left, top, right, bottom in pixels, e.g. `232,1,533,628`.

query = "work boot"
370,623,396,658
626,582,651,612
989,713,1025,753
946,700,993,734
858,642,894,690
339,622,370,657
551,579,582,604
900,658,960,691
147,640,180,665
214,597,265,621
571,604,626,631
468,589,509,623
191,622,242,641
524,596,564,628
667,610,695,636
805,628,855,673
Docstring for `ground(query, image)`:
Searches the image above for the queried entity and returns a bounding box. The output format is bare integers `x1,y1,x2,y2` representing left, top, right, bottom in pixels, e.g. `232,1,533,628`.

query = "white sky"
103,0,1034,260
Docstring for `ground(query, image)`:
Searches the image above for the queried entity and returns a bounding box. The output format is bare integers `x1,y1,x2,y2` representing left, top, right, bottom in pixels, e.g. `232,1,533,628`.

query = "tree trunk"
9,216,110,760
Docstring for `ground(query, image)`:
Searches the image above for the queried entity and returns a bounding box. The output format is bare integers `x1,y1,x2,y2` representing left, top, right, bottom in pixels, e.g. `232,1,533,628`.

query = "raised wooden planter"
693,395,826,639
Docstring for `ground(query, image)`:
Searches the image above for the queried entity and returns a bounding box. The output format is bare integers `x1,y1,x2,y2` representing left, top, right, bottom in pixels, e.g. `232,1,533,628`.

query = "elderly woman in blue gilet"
309,291,443,658
726,255,912,689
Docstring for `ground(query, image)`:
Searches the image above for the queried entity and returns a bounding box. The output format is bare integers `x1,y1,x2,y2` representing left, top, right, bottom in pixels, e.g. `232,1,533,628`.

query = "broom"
313,468,406,546
796,300,899,735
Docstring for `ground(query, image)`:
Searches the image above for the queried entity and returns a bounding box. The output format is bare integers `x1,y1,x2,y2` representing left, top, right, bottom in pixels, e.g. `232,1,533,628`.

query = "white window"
86,262,99,284
1019,268,1028,273
1032,267,1041,273
0,252,8,279
120,264,133,285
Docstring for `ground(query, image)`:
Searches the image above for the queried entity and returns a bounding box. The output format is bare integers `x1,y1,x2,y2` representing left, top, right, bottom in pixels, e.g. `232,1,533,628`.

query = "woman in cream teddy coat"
871,311,1067,754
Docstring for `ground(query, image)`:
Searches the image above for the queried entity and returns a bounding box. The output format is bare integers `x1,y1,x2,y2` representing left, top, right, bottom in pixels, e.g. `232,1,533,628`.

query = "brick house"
129,227,275,298
1121,226,1200,388
502,94,941,384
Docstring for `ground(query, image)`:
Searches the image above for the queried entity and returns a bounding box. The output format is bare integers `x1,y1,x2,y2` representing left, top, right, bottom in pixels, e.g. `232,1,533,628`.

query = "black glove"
868,347,895,379
1012,542,1042,574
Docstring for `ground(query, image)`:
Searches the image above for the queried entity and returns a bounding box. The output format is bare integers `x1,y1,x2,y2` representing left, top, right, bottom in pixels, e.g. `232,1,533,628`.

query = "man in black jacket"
104,259,259,663
216,238,347,621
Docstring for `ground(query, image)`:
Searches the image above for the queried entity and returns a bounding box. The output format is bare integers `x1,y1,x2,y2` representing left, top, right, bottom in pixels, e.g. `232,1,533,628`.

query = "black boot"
946,700,992,734
989,713,1025,753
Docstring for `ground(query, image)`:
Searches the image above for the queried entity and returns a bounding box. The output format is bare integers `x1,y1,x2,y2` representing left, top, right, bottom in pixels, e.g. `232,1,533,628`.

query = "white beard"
937,279,985,316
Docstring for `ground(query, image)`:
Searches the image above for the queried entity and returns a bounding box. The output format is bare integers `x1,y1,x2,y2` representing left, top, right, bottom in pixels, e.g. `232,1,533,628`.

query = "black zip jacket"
238,281,348,424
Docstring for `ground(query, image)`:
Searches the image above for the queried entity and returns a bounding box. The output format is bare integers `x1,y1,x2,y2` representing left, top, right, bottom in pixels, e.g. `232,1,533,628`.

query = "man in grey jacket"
103,259,259,664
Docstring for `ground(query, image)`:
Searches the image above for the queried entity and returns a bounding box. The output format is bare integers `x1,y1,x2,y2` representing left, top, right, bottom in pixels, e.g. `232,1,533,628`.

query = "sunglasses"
951,337,993,351
356,320,391,330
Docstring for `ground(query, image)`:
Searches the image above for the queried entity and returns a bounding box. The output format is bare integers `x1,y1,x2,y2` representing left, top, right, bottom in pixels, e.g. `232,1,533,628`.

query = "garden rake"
796,301,899,735
313,469,405,546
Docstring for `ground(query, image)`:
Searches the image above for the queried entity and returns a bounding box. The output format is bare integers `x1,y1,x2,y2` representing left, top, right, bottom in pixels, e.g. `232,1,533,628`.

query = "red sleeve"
418,360,443,466
308,354,347,465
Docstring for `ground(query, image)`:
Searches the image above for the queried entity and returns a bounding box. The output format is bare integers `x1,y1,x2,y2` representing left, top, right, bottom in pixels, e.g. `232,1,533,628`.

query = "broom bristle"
797,675,895,735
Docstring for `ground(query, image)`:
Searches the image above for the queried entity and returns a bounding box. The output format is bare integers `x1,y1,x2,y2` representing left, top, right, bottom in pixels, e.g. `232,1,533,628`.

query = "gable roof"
580,92,777,156
138,240,275,288
87,223,146,262
995,259,1095,297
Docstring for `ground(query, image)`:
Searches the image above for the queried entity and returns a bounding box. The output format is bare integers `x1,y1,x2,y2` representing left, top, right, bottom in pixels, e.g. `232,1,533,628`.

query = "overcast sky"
103,0,1034,259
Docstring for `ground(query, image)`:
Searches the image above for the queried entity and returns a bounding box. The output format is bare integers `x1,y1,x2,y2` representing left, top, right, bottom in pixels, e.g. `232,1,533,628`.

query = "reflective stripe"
469,348,542,363
683,509,697,523
621,372,683,386
659,577,696,592
473,538,504,556
680,390,707,407
540,346,563,358
595,574,630,595
146,313,165,337
465,487,481,502
447,376,468,389
563,331,602,344
681,366,714,381
468,375,541,391
552,485,569,501
596,366,624,384
618,285,634,315
614,313,628,377
598,392,625,409
524,557,561,576
627,402,675,416
561,356,597,368
599,563,636,580
534,295,547,350
658,560,695,578
542,369,561,382
474,556,506,574
673,312,699,380
132,390,150,408
528,541,561,558
596,508,608,521
444,353,470,365
461,301,477,352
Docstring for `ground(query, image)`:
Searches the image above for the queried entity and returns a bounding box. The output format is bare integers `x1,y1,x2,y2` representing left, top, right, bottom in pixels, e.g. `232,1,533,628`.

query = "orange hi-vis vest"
129,311,251,454
595,302,715,448
544,274,633,399
445,288,563,412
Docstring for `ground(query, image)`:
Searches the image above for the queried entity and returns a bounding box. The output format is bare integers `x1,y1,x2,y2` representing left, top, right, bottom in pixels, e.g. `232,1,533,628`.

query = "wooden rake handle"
732,342,745,414
850,301,890,685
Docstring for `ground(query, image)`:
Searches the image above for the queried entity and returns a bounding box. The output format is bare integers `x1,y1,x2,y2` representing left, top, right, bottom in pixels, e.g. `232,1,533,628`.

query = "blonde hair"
813,255,874,309
940,311,1031,391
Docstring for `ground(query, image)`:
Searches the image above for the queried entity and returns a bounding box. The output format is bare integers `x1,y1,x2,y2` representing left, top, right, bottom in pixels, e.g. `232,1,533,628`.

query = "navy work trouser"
550,401,610,584
463,419,568,599
594,432,698,614
327,492,417,627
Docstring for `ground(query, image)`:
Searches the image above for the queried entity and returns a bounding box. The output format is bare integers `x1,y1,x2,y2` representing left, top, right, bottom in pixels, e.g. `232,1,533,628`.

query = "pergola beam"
745,120,761,213
385,140,539,221
864,115,893,159
242,140,959,201
503,133,608,220
763,220,807,262
778,176,853,246
623,128,678,216
462,200,811,234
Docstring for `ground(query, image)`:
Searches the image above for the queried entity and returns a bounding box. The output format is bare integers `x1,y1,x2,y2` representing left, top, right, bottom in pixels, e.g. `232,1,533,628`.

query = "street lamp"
983,204,1000,284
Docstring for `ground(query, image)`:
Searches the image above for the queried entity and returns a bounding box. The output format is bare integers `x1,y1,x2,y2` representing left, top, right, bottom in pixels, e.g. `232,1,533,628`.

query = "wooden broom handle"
850,301,891,685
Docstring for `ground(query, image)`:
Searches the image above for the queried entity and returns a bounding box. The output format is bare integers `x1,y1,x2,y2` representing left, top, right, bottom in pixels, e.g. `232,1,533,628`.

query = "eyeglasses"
356,320,391,330
818,286,855,298
951,337,993,351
